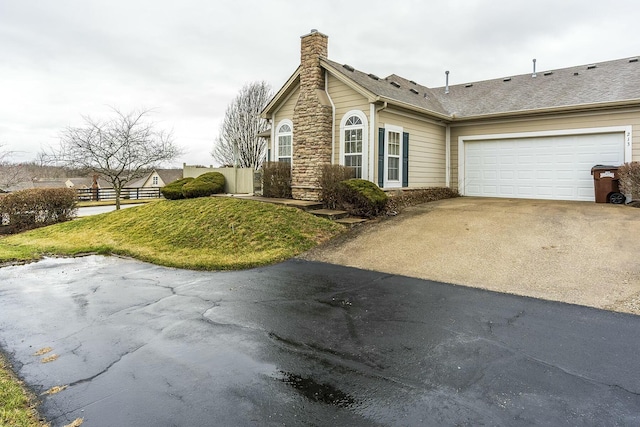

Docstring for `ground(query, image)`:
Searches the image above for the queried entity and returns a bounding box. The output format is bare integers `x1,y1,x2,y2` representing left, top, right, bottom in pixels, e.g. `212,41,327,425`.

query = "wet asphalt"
0,256,639,426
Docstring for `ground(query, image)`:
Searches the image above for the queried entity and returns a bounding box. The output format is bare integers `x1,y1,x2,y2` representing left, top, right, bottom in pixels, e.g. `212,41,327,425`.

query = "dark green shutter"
378,128,385,187
402,132,409,187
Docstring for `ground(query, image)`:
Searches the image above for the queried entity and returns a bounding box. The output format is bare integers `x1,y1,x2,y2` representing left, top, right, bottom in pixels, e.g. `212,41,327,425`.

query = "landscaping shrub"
618,162,640,201
182,172,225,198
336,179,388,218
0,188,77,233
262,162,292,198
161,177,194,200
386,187,460,214
318,164,355,209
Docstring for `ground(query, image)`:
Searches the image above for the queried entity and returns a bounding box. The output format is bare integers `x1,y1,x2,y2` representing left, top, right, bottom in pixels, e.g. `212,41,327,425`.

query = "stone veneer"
291,30,333,201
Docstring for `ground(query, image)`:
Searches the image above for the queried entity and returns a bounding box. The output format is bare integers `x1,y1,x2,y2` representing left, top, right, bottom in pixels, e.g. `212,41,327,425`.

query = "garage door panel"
464,132,624,201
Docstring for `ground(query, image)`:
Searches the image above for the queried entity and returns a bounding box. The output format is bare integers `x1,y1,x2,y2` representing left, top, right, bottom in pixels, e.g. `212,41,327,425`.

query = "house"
125,169,183,189
261,30,639,201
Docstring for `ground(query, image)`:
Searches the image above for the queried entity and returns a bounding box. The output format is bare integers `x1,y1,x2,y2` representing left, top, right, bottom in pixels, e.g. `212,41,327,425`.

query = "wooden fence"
76,187,162,201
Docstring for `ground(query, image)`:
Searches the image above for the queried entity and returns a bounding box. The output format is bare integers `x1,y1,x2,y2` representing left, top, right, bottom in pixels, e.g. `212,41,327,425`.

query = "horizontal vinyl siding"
379,110,446,187
327,74,370,164
450,109,640,190
273,85,299,125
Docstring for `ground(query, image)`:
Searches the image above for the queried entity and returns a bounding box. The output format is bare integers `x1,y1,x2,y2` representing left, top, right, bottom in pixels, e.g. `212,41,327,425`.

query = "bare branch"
212,81,272,170
52,108,183,209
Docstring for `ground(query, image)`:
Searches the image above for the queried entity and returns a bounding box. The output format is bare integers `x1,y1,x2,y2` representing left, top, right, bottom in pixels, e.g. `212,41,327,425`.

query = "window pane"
345,154,362,178
388,132,400,156
345,129,362,154
279,135,291,156
346,116,362,126
388,157,399,181
279,124,291,133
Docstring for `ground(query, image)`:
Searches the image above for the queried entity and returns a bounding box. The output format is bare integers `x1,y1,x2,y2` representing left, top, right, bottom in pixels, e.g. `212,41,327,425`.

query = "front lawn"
0,197,345,270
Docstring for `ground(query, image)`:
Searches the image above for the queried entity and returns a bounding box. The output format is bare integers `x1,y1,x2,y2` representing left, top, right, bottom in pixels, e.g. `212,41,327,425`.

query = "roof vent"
587,64,597,70
409,88,419,94
543,71,553,76
465,83,473,88
629,57,639,63
409,80,417,85
423,93,428,99
573,72,579,76
532,58,537,78
368,73,380,80
343,64,355,72
445,71,450,94
390,81,401,88
503,77,512,82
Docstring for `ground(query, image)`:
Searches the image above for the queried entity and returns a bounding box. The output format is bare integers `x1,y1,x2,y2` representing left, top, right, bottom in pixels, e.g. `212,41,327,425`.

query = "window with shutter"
383,125,405,188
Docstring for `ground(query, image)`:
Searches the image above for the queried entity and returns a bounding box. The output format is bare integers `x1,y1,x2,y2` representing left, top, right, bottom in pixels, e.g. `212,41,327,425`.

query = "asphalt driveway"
304,197,640,314
1,256,639,426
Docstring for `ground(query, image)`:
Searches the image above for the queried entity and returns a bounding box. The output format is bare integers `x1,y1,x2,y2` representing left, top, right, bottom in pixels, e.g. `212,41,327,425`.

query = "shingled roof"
322,55,640,120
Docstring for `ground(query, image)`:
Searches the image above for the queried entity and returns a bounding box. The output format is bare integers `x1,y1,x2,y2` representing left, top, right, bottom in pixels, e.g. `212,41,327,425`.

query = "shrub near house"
161,177,195,200
182,172,225,198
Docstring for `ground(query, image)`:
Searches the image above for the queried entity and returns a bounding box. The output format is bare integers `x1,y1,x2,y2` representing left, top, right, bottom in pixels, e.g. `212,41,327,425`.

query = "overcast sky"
2,0,639,166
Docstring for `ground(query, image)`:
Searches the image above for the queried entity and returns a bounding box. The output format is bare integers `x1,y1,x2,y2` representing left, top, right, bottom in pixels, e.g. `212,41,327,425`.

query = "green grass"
0,197,345,270
0,354,47,427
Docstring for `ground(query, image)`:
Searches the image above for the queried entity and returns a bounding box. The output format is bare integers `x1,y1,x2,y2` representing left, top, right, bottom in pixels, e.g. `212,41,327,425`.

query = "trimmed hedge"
386,187,460,214
0,188,77,233
161,177,194,200
182,172,225,199
336,179,388,218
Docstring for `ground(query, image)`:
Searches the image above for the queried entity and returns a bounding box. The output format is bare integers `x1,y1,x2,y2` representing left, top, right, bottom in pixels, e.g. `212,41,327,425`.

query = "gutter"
448,98,640,123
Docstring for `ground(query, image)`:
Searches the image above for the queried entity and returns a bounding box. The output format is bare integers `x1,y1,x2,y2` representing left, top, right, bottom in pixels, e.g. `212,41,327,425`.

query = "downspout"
445,124,451,187
270,116,275,162
325,70,336,164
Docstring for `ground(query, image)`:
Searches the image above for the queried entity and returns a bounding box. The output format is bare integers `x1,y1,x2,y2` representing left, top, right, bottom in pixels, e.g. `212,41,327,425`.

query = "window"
387,131,400,182
152,176,159,186
276,121,292,163
340,111,368,179
344,116,363,178
379,125,407,189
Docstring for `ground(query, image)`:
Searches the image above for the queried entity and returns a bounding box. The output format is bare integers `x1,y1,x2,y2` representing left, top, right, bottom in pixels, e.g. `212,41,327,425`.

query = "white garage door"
464,132,625,201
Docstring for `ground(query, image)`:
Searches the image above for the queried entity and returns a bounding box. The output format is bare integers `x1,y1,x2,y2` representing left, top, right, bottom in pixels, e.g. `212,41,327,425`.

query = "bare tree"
212,81,272,169
0,144,30,191
51,108,182,209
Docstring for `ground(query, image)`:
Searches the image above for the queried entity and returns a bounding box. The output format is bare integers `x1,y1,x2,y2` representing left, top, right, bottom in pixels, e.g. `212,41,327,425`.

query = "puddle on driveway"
279,371,356,408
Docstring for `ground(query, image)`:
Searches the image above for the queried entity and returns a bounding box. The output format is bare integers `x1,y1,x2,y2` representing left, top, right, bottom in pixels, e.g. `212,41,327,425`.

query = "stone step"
308,209,349,220
334,217,368,227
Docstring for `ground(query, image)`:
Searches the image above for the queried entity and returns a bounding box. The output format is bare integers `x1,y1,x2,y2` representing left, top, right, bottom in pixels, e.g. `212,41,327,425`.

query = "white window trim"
384,124,403,188
275,119,293,164
457,125,633,196
339,110,368,179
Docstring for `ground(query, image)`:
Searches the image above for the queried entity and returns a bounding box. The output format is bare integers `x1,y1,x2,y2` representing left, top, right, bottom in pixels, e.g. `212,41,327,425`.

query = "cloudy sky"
2,0,639,166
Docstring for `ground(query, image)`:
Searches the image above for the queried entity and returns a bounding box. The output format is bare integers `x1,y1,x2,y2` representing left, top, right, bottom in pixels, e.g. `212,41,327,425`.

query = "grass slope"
0,354,46,427
0,197,344,270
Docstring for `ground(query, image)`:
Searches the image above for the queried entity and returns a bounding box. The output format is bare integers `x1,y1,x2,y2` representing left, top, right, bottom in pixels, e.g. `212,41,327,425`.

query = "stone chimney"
292,30,333,201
